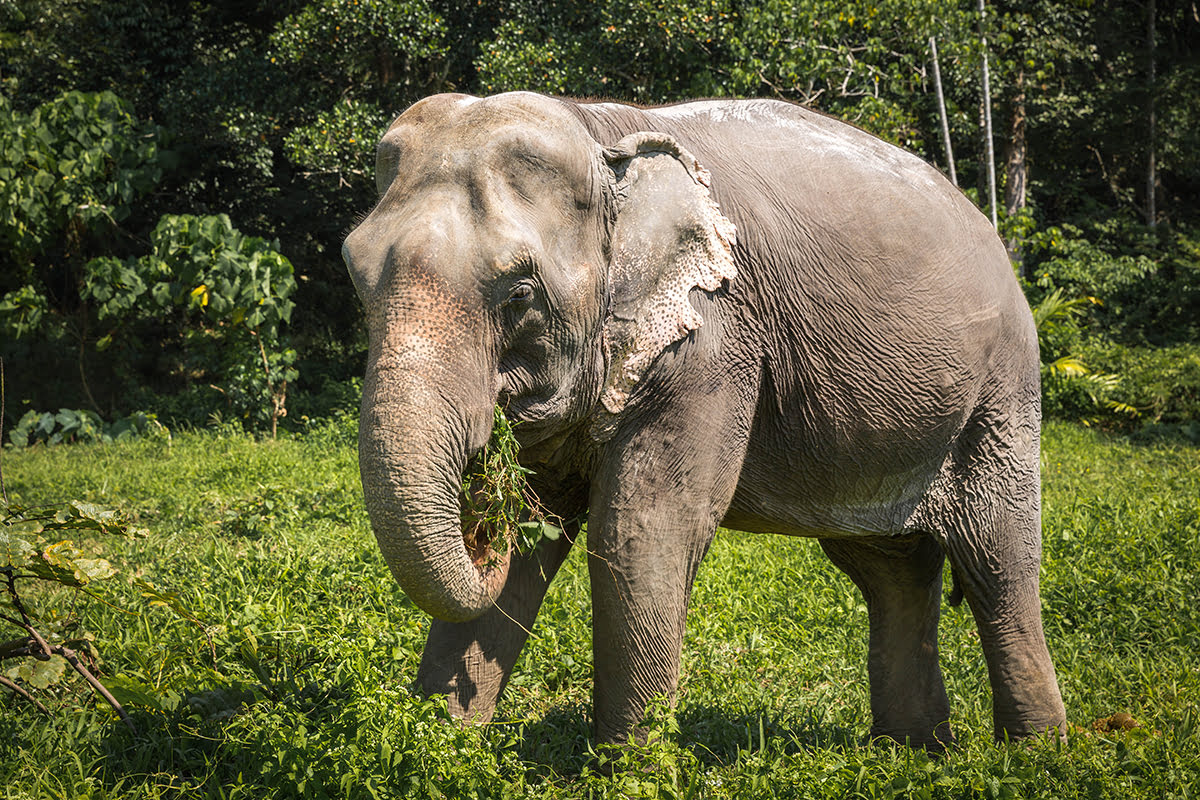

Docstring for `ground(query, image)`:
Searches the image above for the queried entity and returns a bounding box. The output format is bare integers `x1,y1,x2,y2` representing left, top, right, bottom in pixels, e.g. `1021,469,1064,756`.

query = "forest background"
1,0,1198,438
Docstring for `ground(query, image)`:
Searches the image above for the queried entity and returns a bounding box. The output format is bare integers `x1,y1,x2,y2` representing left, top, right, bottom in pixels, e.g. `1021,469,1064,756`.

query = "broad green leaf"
36,540,90,586
67,501,124,534
0,528,39,569
106,674,180,712
72,557,117,582
517,520,562,541
6,655,68,689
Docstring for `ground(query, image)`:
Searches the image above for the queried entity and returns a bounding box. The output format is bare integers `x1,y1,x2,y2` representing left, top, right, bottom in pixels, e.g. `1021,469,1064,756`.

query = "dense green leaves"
84,213,296,334
0,284,48,338
282,99,390,177
0,90,168,270
0,0,1197,432
269,0,449,83
5,408,168,447
72,214,299,430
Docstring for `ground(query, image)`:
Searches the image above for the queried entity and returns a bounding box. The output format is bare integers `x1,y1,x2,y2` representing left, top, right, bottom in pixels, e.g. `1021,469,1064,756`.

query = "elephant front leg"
586,398,750,745
416,531,575,721
587,501,718,745
820,535,953,749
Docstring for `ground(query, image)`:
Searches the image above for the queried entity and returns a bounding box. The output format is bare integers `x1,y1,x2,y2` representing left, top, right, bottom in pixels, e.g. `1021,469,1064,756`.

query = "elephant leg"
942,503,1067,741
820,534,953,748
416,530,575,722
587,387,752,745
587,498,719,745
942,419,1067,741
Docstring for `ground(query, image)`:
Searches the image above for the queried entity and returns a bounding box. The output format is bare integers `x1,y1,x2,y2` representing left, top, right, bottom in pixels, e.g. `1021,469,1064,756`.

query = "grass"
1,416,1198,798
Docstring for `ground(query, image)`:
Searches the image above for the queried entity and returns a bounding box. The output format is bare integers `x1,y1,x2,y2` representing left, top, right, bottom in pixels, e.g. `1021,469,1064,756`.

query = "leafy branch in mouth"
459,406,562,563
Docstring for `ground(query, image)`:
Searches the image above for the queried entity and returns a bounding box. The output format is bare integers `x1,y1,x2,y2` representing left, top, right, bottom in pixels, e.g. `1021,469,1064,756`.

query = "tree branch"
52,643,136,734
0,674,50,715
1,357,7,503
3,573,136,733
0,636,38,660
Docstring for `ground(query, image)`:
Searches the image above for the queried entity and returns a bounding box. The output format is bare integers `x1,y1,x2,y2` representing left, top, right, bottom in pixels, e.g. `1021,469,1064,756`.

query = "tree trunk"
1145,0,1157,228
1004,71,1028,273
979,0,998,229
930,37,958,187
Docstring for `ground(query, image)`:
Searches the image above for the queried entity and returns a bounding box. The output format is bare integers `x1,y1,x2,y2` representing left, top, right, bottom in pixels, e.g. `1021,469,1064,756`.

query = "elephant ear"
375,123,406,196
599,132,737,417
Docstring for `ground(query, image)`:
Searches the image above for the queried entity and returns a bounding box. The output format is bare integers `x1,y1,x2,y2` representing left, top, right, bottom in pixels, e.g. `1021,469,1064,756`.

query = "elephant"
342,91,1068,749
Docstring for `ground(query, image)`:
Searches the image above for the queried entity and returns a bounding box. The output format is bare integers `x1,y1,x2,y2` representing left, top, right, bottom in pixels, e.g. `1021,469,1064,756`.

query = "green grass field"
2,418,1198,798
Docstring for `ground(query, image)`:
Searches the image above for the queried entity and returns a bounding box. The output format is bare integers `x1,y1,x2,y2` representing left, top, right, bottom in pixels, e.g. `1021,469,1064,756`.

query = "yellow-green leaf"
190,283,210,307
1046,356,1087,378
0,529,39,569
73,557,117,582
35,540,88,586
6,655,68,689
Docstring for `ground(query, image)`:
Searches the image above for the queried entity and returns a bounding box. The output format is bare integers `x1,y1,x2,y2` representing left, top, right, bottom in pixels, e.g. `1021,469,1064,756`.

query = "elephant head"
343,92,736,623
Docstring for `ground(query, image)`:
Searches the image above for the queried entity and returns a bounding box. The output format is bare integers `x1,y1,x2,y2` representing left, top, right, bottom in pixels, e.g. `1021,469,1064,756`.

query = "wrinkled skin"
343,92,1067,749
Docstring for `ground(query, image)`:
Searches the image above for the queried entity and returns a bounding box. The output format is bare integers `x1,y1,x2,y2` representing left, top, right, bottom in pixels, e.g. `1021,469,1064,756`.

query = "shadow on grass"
505,701,863,777
505,703,595,775
89,678,358,796
677,705,862,765
85,689,866,790
1126,421,1200,446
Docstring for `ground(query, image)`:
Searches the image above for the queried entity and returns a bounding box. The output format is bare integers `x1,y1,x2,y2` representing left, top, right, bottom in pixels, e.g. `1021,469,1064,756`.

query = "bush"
82,213,298,433
5,409,169,448
0,90,169,277
1026,221,1200,346
1079,341,1200,429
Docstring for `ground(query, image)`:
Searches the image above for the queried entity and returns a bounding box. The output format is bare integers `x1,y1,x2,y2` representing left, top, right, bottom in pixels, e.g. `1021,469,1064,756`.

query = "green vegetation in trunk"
460,406,563,561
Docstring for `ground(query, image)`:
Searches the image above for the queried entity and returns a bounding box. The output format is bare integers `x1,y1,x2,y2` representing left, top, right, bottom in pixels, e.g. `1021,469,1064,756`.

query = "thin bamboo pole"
929,36,957,187
978,0,998,228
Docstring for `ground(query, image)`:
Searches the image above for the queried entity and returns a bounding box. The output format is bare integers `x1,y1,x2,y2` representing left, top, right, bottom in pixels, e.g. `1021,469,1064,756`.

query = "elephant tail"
948,567,966,607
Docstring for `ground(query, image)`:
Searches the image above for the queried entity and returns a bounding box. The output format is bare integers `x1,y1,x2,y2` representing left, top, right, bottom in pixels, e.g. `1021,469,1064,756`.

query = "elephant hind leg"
820,534,953,749
938,419,1067,741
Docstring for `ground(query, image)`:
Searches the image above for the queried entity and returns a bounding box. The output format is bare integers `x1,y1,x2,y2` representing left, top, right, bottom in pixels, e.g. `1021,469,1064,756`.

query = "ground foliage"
0,420,1197,797
0,0,1197,431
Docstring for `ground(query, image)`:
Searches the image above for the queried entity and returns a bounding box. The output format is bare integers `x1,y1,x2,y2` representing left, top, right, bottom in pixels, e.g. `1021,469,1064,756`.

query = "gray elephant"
342,91,1067,749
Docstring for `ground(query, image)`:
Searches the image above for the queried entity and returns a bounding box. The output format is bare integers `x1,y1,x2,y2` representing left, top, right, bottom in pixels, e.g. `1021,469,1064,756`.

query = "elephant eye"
502,283,534,308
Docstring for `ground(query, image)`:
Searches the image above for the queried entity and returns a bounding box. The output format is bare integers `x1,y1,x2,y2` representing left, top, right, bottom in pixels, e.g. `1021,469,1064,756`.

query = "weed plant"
0,418,1197,798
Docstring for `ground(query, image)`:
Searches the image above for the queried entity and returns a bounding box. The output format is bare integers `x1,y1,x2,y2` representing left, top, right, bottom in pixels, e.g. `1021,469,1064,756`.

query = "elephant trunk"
358,329,509,624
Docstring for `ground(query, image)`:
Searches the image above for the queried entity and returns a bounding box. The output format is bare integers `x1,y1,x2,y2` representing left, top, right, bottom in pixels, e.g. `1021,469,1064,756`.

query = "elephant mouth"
495,392,570,449
457,417,557,569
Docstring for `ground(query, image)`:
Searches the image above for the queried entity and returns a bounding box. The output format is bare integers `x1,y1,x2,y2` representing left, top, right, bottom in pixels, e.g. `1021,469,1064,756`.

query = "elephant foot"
994,704,1068,745
871,720,955,753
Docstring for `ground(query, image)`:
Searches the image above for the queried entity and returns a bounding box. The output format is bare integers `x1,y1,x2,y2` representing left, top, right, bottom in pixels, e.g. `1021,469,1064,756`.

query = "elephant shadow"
676,705,862,763
511,702,862,775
